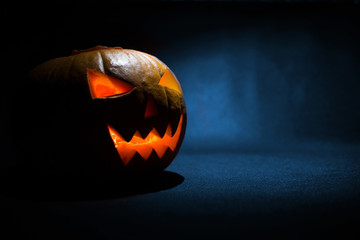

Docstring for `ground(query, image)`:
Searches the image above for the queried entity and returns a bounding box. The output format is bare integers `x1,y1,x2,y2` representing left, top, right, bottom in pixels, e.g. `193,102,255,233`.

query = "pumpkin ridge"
125,50,143,84
140,53,163,80
142,52,167,77
97,51,105,73
66,53,79,87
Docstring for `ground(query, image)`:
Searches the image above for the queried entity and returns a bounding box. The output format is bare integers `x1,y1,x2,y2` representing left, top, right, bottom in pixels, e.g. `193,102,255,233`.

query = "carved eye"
158,69,182,93
87,68,134,98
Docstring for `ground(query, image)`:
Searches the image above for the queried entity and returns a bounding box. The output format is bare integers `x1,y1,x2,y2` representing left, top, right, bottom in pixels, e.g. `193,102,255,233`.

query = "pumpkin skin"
25,46,186,175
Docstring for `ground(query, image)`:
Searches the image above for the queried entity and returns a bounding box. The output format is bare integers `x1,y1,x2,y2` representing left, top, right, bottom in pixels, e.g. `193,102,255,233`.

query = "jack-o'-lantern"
25,46,186,175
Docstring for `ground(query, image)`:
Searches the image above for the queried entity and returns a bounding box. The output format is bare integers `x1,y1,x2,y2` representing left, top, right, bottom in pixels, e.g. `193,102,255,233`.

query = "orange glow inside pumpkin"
159,69,182,93
144,96,158,118
107,114,184,165
87,68,134,98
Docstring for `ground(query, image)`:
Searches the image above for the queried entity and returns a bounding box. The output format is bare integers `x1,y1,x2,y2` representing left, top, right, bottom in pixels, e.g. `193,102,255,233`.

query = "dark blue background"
1,1,360,239
156,8,360,151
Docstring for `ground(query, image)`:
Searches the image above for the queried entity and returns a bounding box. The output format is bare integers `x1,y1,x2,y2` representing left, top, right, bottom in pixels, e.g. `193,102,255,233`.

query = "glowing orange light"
107,114,184,165
87,68,134,98
158,69,182,93
144,96,158,118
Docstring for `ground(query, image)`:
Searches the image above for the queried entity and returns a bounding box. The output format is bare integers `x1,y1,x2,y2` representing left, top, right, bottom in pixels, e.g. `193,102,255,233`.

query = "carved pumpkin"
26,46,186,174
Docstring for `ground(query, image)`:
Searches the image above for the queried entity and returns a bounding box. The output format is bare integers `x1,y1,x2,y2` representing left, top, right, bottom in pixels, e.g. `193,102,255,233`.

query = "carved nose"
144,96,158,118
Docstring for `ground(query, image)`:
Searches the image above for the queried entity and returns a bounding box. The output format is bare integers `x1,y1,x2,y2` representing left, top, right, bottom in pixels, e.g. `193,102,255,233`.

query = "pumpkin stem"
72,45,123,55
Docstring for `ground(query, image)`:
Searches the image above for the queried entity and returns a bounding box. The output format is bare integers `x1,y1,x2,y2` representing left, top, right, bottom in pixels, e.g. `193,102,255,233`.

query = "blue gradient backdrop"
153,9,360,152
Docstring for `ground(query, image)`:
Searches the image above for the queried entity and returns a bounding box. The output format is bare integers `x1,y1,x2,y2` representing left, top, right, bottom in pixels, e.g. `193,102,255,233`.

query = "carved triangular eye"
87,69,134,98
158,69,182,93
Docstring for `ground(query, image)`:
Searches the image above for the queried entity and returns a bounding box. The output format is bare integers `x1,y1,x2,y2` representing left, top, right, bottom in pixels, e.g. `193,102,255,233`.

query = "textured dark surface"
1,144,359,239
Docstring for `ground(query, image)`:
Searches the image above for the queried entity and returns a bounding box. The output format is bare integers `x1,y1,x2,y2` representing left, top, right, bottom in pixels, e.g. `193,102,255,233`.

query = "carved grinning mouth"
87,68,185,166
107,114,184,165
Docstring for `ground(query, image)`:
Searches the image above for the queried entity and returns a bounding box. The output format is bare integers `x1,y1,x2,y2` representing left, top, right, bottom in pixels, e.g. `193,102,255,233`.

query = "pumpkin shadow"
0,166,184,201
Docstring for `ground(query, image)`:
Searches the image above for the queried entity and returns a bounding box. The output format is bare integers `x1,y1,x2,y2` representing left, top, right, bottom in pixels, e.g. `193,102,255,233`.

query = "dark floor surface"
1,143,360,239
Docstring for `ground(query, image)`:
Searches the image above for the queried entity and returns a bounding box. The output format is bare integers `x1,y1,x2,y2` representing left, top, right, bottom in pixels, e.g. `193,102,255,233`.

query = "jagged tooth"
119,149,137,166
169,111,181,137
158,148,176,170
138,123,154,139
153,144,168,159
120,126,137,142
126,152,146,171
143,150,162,171
155,121,168,138
137,145,153,161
